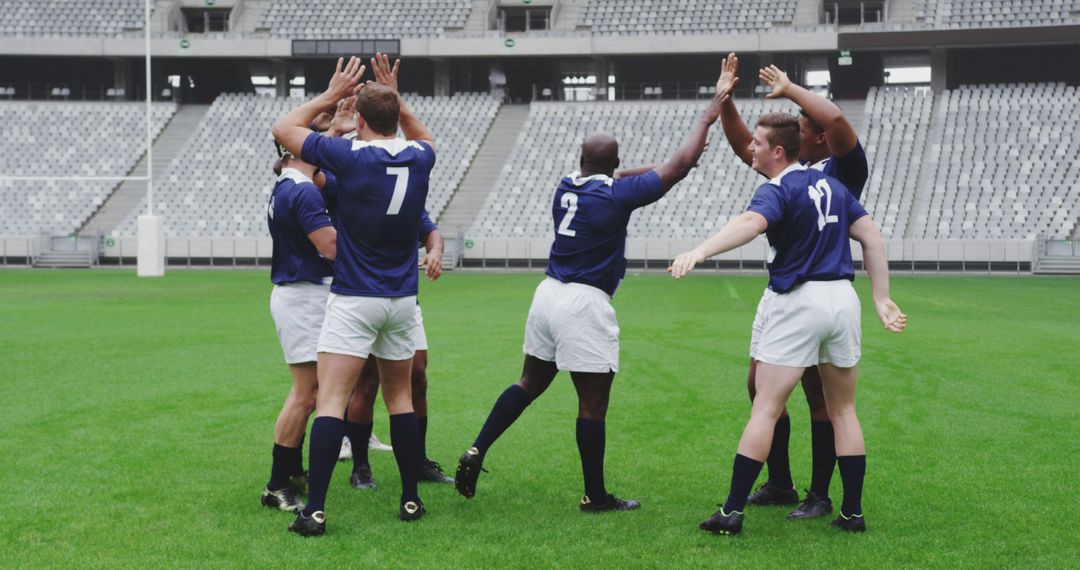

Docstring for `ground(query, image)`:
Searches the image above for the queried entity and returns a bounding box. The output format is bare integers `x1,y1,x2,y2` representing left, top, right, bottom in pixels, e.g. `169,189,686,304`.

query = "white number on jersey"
807,178,839,231
557,192,579,237
386,167,410,215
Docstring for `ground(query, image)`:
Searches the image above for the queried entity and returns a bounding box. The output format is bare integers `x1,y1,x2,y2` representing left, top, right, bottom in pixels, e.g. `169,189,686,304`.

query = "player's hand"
668,250,705,279
325,56,366,101
371,52,400,93
330,96,357,136
875,298,907,333
422,249,443,281
759,65,792,100
715,52,739,99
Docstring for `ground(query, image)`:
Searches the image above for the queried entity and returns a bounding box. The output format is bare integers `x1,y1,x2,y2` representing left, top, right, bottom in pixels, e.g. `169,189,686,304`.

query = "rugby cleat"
746,482,799,506
349,465,377,490
454,447,487,498
261,485,304,514
288,511,326,537
369,434,393,452
399,500,426,522
418,460,455,484
787,490,833,520
288,472,308,496
831,511,867,532
338,436,353,461
699,507,744,535
579,494,641,513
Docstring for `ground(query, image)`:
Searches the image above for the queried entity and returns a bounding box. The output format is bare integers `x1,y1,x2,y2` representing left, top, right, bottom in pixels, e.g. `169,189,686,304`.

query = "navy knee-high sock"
766,415,794,489
472,385,533,460
576,418,607,501
345,421,373,472
837,455,866,516
390,412,421,504
268,444,295,491
291,432,306,477
723,454,765,513
418,416,429,463
303,417,345,516
809,420,836,497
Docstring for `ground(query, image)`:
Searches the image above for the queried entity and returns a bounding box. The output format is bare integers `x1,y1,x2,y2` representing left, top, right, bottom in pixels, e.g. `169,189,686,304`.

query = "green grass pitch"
2,269,1078,568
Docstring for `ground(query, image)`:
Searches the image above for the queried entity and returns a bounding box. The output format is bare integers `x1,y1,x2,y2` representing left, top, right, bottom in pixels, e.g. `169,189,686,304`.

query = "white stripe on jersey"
350,138,426,156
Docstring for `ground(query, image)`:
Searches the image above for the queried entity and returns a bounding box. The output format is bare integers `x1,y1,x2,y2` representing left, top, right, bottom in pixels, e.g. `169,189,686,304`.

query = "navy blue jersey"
302,133,435,297
747,164,868,293
546,170,665,297
267,169,334,285
808,140,869,201
319,168,435,243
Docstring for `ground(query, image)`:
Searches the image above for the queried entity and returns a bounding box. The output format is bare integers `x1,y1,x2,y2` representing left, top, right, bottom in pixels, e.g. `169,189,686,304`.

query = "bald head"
580,132,620,176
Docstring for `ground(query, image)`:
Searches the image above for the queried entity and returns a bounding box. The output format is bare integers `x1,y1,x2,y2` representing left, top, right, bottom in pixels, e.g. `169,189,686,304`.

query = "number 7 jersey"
747,163,869,294
302,132,435,297
546,170,666,297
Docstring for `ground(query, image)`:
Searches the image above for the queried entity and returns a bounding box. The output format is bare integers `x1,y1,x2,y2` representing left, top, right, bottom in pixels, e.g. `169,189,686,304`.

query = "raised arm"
759,65,858,157
849,215,906,332
272,57,366,156
371,52,436,150
668,211,768,278
716,53,754,166
653,93,722,191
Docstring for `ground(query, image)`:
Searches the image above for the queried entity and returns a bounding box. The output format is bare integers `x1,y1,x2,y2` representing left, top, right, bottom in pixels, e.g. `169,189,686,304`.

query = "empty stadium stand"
581,0,798,34
113,92,499,238
259,0,471,38
0,0,144,37
0,101,176,236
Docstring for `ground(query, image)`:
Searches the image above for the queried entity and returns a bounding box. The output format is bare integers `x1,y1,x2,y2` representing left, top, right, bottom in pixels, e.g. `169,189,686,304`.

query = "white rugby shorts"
749,280,862,368
523,277,619,373
317,293,419,361
412,304,428,352
270,282,331,364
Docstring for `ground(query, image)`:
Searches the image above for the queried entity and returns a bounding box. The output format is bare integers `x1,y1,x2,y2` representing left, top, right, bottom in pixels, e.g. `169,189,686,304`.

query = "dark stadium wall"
946,45,1080,88
0,57,120,98
827,51,884,99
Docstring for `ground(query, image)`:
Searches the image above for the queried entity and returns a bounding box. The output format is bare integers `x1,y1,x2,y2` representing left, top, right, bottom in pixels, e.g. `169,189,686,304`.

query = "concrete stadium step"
437,104,530,235
79,104,211,236
1034,257,1080,274
906,91,944,239
34,251,94,269
554,0,588,31
886,0,919,23
235,0,271,33
464,0,494,32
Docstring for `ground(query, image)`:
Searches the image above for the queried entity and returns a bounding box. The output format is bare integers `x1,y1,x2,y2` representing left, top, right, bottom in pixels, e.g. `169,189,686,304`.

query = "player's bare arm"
370,52,436,150
717,53,754,167
272,56,366,156
668,211,768,278
759,65,858,157
422,228,444,281
325,96,357,138
653,89,724,191
308,226,337,262
849,215,907,332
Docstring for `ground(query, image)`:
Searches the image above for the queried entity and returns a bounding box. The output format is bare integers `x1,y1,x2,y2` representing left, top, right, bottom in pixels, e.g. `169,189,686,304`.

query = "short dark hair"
357,84,400,136
799,109,824,134
756,112,801,161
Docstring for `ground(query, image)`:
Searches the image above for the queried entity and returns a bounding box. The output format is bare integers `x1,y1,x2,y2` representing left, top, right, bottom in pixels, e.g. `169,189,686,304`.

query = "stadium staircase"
553,0,588,31
79,105,211,237
905,92,944,239
1033,237,1080,274
464,0,494,32
437,104,530,236
886,0,919,23
792,0,822,26
235,0,271,33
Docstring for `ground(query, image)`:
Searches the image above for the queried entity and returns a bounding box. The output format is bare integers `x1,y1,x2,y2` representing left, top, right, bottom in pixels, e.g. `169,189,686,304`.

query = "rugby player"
669,112,906,535
260,144,336,514
714,54,870,519
453,69,731,512
271,54,437,535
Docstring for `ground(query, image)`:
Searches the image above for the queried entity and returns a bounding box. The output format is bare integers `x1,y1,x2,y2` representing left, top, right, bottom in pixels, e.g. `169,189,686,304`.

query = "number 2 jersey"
747,164,868,293
302,133,435,297
546,170,666,297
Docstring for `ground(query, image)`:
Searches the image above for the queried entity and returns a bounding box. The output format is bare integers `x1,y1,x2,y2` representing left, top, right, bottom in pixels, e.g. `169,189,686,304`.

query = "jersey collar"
350,138,425,156
278,167,313,185
565,171,614,187
768,163,808,185
807,157,831,172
